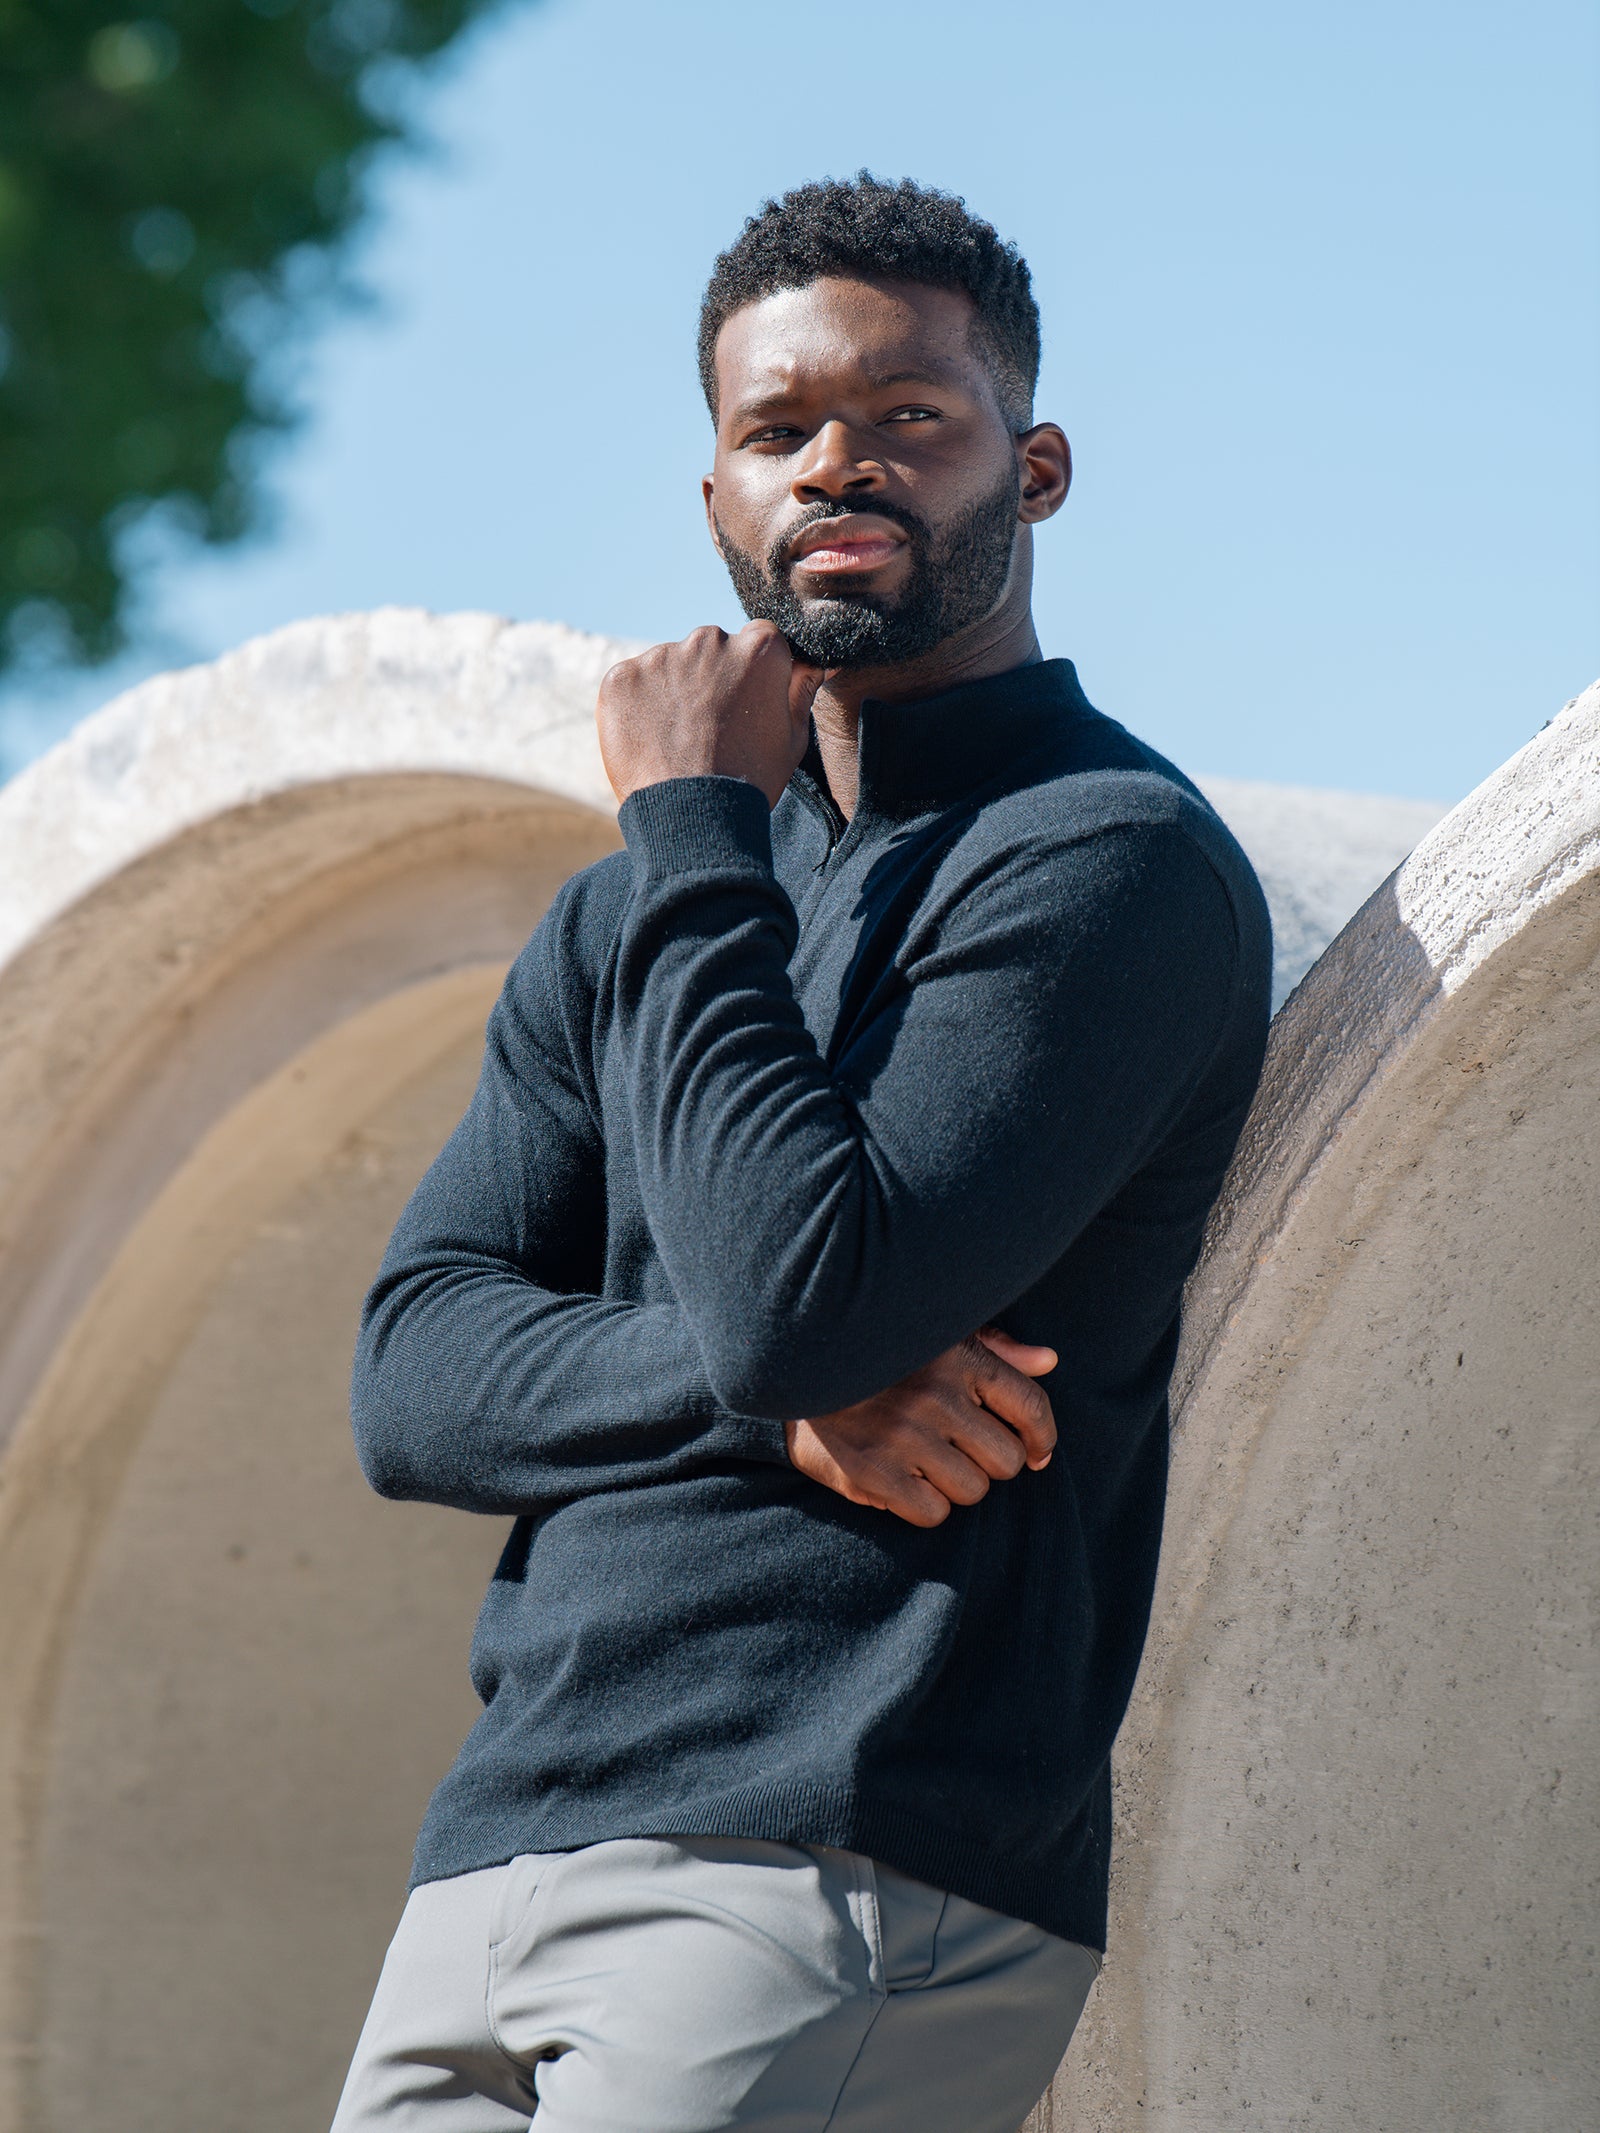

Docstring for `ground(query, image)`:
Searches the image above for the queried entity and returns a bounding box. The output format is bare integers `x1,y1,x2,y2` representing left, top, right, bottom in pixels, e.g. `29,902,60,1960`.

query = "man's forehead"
715,277,982,409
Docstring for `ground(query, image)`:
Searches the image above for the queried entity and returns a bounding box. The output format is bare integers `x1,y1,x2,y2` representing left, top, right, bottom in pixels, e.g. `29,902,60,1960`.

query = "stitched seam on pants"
483,1939,545,2116
817,1990,893,2133
917,1890,952,1989
486,1936,503,2064
485,1873,550,2089
484,1935,515,2064
812,1849,893,2131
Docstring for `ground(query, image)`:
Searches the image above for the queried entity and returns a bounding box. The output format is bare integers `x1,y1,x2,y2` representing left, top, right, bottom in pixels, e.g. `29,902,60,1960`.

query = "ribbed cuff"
742,1416,795,1466
619,776,773,881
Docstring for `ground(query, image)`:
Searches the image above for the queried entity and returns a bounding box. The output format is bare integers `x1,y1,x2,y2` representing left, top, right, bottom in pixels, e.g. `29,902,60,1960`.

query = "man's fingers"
871,1469,954,1529
975,1326,1058,1378
597,618,810,808
787,1341,1055,1528
918,1393,1028,1482
967,1342,1057,1470
786,1419,952,1529
836,1448,957,1530
900,1428,995,1508
787,659,827,728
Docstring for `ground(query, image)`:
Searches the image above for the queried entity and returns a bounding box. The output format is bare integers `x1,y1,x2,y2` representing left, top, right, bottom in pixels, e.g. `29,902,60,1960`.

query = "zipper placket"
788,764,847,869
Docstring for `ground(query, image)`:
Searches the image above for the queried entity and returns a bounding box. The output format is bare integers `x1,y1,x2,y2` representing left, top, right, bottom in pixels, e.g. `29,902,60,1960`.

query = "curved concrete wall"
0,612,628,2132
0,610,1592,2131
1036,674,1600,2130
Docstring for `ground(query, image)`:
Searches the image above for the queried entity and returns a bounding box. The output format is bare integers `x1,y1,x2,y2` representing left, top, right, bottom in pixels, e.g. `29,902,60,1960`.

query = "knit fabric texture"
352,656,1272,1950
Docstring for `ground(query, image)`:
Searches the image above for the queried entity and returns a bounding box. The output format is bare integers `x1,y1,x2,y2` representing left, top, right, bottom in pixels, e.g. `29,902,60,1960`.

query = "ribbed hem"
619,776,773,881
410,1778,1109,1953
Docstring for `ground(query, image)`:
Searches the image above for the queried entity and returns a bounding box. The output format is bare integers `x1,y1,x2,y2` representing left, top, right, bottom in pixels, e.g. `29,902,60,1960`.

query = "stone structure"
1037,673,1600,2131
0,613,626,2132
0,609,1591,2131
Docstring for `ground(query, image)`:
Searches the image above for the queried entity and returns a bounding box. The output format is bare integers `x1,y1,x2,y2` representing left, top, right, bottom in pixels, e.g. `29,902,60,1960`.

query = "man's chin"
789,569,890,601
767,591,889,666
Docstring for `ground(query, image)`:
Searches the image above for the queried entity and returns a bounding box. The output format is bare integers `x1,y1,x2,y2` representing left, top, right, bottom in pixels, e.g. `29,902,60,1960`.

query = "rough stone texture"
1032,675,1600,2131
0,609,1590,2132
0,611,626,2133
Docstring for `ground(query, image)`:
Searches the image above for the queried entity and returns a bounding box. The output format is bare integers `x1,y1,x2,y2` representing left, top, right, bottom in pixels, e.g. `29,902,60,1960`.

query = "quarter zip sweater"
353,656,1271,1951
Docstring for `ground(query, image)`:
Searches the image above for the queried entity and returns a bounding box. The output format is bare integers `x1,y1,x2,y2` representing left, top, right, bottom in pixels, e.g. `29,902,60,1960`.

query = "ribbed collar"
789,656,1091,837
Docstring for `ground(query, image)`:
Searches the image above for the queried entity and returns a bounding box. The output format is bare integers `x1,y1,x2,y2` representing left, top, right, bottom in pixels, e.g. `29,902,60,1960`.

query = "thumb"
975,1326,1058,1379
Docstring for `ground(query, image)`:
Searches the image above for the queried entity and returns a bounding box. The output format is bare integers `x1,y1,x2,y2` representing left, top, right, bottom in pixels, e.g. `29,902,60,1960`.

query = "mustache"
770,497,930,578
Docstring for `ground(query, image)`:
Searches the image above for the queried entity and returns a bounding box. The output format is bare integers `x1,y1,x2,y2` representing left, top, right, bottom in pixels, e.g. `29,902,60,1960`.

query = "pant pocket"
485,1858,558,2073
486,1852,550,1955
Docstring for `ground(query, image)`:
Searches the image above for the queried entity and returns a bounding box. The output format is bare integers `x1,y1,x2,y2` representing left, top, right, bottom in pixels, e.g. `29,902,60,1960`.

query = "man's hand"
597,621,825,809
785,1329,1058,1530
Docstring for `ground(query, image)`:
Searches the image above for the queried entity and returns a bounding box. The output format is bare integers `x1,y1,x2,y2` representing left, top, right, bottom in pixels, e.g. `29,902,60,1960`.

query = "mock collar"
790,656,1091,834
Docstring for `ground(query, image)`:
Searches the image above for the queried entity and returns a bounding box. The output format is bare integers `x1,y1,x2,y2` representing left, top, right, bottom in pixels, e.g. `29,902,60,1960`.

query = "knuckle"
972,1355,1011,1398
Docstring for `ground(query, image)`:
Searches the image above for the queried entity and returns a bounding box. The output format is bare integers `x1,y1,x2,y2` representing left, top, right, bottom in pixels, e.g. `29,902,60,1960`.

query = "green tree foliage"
0,0,510,673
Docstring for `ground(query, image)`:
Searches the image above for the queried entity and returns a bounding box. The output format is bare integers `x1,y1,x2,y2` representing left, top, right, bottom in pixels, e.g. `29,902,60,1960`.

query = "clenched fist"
786,1328,1058,1529
597,621,826,809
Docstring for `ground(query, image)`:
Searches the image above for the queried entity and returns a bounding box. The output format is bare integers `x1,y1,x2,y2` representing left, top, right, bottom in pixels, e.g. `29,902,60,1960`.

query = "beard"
715,467,1022,670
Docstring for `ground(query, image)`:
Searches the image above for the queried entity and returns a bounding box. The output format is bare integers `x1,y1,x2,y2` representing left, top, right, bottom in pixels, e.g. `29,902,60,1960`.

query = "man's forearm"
351,1269,791,1514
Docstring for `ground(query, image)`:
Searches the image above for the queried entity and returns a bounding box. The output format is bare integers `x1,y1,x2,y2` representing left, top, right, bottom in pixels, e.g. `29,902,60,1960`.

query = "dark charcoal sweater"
352,657,1271,1950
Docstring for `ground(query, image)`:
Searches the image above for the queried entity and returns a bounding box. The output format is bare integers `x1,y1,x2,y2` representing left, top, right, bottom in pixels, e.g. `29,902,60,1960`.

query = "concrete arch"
0,612,627,2131
2,607,1594,2130
1041,675,1600,2130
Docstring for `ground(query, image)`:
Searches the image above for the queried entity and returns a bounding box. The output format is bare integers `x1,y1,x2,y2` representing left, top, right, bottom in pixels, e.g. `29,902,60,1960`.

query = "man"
333,175,1271,2131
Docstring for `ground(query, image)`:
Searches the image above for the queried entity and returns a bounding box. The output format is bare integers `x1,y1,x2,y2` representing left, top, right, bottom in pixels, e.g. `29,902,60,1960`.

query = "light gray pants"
331,1836,1098,2131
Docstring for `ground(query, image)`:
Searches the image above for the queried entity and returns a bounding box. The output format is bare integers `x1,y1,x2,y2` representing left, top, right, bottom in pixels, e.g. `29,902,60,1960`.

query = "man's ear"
702,476,725,556
1016,425,1071,524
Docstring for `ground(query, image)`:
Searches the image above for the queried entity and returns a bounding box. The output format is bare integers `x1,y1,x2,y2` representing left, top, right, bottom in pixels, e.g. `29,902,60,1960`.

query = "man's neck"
809,610,1044,822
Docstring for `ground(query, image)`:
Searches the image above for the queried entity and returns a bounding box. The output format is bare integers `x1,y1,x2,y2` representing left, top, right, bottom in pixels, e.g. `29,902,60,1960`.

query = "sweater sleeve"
350,889,791,1514
615,775,1243,1420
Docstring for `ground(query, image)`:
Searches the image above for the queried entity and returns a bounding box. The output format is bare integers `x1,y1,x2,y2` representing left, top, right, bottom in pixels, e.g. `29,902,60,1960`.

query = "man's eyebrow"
865,365,959,390
730,363,963,420
729,391,802,422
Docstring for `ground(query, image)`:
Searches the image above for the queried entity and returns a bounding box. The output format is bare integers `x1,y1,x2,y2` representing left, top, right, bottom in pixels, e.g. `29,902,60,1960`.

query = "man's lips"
786,519,908,575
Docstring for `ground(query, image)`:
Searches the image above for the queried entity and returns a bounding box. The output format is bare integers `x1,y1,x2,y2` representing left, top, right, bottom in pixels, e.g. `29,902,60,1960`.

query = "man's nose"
791,419,887,504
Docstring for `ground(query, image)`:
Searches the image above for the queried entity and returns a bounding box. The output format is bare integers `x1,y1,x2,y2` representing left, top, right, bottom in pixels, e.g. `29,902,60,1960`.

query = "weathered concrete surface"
0,607,1586,2131
0,611,627,2132
1033,676,1600,2130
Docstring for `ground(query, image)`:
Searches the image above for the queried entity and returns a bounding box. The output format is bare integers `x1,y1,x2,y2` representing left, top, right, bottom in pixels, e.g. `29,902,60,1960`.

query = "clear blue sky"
4,0,1596,798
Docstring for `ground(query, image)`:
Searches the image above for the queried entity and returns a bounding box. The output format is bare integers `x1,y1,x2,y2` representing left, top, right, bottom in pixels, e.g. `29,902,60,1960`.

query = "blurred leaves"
0,0,510,673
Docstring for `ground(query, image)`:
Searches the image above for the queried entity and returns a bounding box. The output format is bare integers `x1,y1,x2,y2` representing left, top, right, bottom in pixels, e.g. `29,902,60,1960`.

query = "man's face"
705,277,1030,670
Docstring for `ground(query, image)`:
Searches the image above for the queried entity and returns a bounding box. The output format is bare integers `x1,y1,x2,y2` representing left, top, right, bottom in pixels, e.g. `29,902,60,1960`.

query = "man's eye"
744,425,804,446
884,407,941,425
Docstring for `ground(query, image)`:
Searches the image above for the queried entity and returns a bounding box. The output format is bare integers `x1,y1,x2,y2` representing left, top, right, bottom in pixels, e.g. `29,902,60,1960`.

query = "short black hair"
698,173,1041,432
